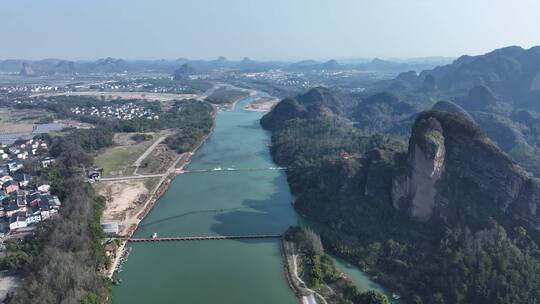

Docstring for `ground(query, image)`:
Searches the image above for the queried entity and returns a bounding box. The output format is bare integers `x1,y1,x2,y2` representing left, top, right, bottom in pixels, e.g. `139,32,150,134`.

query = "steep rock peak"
392,110,540,227
432,100,474,122
393,115,446,220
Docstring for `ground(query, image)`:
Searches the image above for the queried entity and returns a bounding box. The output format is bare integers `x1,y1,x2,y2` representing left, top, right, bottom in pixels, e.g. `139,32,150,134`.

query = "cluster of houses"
4,138,48,161
0,84,60,94
0,138,61,234
70,103,159,121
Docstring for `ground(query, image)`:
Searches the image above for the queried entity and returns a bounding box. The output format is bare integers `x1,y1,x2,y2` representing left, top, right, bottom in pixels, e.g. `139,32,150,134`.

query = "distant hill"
0,56,452,75
173,64,197,80
388,46,540,109
285,57,450,72
260,87,344,131
351,92,416,134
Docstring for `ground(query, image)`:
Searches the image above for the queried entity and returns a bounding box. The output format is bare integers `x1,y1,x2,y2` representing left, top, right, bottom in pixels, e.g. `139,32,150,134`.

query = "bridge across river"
98,167,288,182
123,234,282,242
176,167,287,174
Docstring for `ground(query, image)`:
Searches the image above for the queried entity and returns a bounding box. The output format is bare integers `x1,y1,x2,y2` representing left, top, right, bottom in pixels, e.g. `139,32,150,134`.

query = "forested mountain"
260,87,345,131
262,81,540,303
172,64,197,80
341,46,540,177
388,46,540,107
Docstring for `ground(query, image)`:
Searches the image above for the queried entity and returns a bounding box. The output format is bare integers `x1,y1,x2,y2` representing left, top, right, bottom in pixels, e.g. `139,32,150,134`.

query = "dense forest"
162,101,214,153
263,85,540,304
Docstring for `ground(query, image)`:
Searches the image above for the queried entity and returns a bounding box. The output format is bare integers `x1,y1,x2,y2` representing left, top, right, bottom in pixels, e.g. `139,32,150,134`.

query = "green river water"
113,94,383,303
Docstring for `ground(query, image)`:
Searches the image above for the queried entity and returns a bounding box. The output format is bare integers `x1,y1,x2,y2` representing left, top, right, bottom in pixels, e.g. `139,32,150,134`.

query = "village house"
0,175,13,185
3,190,62,232
37,184,51,192
4,201,25,218
0,137,60,233
3,180,19,194
41,156,55,168
9,212,27,230
8,161,23,173
13,173,31,188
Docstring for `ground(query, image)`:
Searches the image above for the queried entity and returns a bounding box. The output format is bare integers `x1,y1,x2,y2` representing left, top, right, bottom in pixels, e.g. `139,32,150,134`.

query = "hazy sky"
1,0,540,60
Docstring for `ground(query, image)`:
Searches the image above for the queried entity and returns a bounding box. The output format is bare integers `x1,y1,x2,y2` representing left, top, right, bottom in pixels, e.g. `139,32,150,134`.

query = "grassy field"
94,146,143,176
95,134,153,176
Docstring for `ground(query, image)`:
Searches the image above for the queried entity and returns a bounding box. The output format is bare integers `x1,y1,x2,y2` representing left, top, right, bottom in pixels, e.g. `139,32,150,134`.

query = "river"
113,93,382,303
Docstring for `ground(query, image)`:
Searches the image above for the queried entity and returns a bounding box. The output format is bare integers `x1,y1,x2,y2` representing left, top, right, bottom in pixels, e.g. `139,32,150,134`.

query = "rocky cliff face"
20,62,35,76
392,110,540,227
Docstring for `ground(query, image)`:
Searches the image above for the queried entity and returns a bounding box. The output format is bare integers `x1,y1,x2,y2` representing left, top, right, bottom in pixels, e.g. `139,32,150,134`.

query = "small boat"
152,232,158,239
391,293,401,300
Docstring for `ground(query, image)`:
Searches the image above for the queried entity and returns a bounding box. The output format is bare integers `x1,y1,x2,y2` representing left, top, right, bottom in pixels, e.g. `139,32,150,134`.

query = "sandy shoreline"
243,97,279,112
220,89,257,112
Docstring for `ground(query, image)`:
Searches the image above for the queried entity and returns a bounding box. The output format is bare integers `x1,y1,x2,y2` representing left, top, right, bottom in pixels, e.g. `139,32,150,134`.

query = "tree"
355,290,390,304
303,228,324,255
2,251,29,272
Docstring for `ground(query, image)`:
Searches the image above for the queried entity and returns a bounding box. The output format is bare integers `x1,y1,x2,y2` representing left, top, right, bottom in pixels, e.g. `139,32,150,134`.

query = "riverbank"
244,96,279,112
282,239,326,304
106,109,218,278
218,89,257,112
282,227,393,304
112,91,299,303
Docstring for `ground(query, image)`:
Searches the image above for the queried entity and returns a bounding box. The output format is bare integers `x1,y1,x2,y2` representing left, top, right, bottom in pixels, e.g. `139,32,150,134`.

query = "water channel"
113,93,383,303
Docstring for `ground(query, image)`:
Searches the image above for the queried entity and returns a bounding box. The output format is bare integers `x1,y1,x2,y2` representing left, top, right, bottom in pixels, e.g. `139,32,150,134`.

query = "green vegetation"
164,101,213,153
130,133,153,143
15,95,214,157
94,142,150,176
263,87,540,304
206,87,249,105
285,227,390,304
4,127,115,303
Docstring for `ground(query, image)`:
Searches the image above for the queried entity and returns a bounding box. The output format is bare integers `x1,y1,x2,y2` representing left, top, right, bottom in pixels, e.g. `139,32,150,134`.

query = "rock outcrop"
392,110,540,227
432,100,474,122
20,62,35,76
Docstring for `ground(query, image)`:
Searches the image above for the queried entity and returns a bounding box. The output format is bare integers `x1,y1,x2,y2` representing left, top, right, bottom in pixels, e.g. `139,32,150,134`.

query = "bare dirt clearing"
97,180,150,229
0,108,51,133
